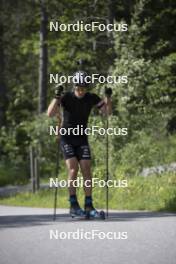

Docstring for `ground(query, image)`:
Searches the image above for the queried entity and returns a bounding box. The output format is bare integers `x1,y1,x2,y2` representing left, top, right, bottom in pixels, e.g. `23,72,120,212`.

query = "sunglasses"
75,87,86,92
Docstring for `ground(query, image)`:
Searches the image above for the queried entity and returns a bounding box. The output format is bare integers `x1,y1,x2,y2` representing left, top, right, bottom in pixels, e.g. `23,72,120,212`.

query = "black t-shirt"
60,91,101,144
61,91,101,128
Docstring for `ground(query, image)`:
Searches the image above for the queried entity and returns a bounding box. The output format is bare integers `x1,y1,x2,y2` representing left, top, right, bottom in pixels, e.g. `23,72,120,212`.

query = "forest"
0,0,176,210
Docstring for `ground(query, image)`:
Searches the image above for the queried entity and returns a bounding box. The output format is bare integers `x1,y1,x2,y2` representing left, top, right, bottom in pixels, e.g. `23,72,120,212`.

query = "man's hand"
98,88,112,116
54,85,64,99
47,85,64,117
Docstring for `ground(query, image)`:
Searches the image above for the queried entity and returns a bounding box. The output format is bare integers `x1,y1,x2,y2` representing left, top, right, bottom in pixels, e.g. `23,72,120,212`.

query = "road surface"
0,206,176,264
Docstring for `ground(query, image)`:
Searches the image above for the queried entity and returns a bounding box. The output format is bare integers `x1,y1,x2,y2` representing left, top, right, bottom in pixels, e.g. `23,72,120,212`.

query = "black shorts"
60,141,91,161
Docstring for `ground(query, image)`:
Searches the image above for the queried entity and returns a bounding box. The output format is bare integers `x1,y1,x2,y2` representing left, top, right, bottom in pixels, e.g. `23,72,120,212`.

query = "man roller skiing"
47,71,112,218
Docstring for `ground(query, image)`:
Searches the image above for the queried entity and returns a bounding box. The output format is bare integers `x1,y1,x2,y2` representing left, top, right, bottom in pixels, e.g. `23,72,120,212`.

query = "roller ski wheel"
85,208,105,220
99,210,106,220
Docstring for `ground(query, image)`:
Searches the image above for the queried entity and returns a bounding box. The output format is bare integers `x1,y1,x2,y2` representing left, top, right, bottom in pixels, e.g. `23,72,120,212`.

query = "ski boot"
84,205,105,220
70,203,85,219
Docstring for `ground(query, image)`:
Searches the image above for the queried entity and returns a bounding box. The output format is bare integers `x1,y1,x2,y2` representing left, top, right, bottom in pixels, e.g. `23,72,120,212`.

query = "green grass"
0,162,28,187
0,172,176,211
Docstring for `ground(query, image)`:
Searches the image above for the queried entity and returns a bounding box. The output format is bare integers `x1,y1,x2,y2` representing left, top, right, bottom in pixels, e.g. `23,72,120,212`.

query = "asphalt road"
0,206,176,264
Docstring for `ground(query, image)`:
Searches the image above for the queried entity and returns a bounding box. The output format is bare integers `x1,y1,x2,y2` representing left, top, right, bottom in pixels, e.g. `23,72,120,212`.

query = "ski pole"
106,113,109,218
53,143,59,221
53,85,64,221
104,87,112,218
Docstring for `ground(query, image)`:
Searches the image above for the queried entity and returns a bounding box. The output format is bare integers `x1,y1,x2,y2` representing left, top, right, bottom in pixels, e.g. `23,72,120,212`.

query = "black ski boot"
69,195,84,218
85,205,105,219
85,204,98,218
84,196,105,219
70,203,84,217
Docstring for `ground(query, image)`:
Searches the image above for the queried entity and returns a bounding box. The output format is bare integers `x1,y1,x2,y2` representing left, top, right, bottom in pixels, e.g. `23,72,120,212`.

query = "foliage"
0,161,28,186
0,0,176,209
1,172,176,212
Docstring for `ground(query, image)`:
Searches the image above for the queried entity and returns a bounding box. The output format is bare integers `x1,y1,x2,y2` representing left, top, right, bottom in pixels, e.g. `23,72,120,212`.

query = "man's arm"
47,98,60,117
47,85,63,117
97,97,112,115
97,88,112,115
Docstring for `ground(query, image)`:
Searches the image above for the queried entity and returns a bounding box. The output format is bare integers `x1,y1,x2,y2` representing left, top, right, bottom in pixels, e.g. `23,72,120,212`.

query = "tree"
0,15,7,127
38,0,48,113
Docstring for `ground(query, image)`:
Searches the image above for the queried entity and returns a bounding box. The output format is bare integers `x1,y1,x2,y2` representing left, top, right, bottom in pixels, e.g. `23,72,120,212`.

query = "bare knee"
65,158,79,179
69,167,78,178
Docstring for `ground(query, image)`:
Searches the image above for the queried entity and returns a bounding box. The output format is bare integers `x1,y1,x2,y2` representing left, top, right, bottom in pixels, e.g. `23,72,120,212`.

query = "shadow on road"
0,211,175,229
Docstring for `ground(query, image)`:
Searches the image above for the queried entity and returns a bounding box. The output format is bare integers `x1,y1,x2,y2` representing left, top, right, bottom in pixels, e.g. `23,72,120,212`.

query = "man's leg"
79,159,96,214
65,157,84,215
79,159,92,196
65,157,79,195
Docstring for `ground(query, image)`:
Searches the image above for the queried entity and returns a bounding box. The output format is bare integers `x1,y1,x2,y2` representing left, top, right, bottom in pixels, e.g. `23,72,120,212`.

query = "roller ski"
84,205,105,220
70,202,85,219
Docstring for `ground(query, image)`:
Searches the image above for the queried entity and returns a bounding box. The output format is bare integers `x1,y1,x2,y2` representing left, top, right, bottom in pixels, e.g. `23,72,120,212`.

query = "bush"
0,161,28,186
118,133,176,176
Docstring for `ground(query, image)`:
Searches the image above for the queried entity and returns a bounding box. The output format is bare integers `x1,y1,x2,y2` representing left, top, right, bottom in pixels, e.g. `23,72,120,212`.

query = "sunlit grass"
1,173,176,211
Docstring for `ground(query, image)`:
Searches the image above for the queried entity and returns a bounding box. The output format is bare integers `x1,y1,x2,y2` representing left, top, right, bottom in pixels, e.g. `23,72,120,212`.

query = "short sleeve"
91,93,102,106
90,93,105,109
60,92,69,107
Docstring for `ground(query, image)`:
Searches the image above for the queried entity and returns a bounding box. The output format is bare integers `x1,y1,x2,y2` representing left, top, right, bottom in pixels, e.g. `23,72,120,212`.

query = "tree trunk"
38,0,48,113
0,21,7,127
107,0,116,24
